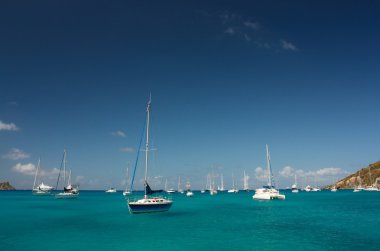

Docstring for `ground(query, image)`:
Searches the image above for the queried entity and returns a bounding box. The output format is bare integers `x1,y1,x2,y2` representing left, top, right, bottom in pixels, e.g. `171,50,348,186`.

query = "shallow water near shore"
1,190,379,250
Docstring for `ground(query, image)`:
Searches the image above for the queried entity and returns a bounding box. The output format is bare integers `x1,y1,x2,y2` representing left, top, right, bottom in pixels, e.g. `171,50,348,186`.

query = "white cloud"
12,163,36,175
12,163,60,178
244,34,251,41
255,166,268,181
224,27,236,35
39,168,60,179
75,176,85,183
281,40,297,51
279,166,295,178
8,101,18,106
0,121,19,131
244,21,260,30
315,167,342,176
279,167,348,186
2,148,30,160
120,147,134,153
111,130,126,138
254,41,271,49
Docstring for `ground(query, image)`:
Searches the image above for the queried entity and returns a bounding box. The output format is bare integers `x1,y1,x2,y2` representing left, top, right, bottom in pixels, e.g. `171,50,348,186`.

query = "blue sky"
1,0,380,190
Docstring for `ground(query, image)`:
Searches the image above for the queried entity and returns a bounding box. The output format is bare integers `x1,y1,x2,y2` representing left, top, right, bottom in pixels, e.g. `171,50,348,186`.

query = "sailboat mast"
266,144,272,187
125,164,130,192
144,96,151,197
63,149,67,186
368,166,373,186
68,169,71,186
33,157,40,190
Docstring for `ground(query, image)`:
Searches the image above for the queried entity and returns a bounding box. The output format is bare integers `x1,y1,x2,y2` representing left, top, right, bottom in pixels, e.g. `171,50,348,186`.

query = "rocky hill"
328,160,380,189
0,181,16,190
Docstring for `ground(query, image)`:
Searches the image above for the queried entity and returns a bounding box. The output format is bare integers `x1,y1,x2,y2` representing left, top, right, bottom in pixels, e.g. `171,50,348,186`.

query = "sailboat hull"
128,198,172,214
55,192,79,199
32,190,52,196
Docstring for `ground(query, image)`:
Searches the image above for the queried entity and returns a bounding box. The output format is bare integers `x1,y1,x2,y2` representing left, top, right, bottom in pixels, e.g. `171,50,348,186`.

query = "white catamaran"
127,96,173,214
32,157,53,195
253,145,285,200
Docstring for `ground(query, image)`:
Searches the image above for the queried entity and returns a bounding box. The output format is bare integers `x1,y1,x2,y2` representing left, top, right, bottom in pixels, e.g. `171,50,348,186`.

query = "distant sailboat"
227,173,238,193
291,174,299,193
32,157,53,195
186,181,193,197
364,165,378,191
353,171,363,192
55,150,79,199
243,170,249,191
105,187,117,193
165,179,175,194
218,174,225,192
123,165,132,196
127,96,172,214
253,145,285,200
304,185,312,192
331,176,337,192
178,176,184,193
209,169,217,196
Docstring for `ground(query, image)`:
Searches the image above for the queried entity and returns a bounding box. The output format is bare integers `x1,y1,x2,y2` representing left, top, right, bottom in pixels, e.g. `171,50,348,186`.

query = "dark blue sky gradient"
1,1,380,189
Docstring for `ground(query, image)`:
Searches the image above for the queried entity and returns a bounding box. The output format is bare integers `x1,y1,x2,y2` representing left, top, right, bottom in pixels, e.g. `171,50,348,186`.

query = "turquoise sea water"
1,190,380,250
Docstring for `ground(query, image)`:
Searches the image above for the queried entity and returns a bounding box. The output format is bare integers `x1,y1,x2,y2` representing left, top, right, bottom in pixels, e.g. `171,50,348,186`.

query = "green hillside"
329,160,380,189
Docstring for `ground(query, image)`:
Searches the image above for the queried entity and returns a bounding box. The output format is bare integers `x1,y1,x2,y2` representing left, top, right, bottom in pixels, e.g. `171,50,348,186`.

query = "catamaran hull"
128,202,172,214
253,193,285,200
253,188,286,200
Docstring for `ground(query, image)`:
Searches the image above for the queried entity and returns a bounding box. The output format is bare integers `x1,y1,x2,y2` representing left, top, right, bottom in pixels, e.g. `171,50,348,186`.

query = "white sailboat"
364,165,378,191
304,185,312,192
105,187,117,193
218,174,225,192
177,176,184,193
32,157,53,195
186,181,193,197
127,96,172,214
165,179,176,193
227,173,239,193
291,174,299,193
209,169,217,196
253,144,285,200
330,176,337,192
353,171,363,192
123,165,132,196
55,150,79,199
243,170,249,191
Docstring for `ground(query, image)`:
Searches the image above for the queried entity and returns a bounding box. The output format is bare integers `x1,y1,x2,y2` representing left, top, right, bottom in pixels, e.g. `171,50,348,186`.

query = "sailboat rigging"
253,144,285,200
127,96,173,214
32,157,53,195
55,149,79,199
